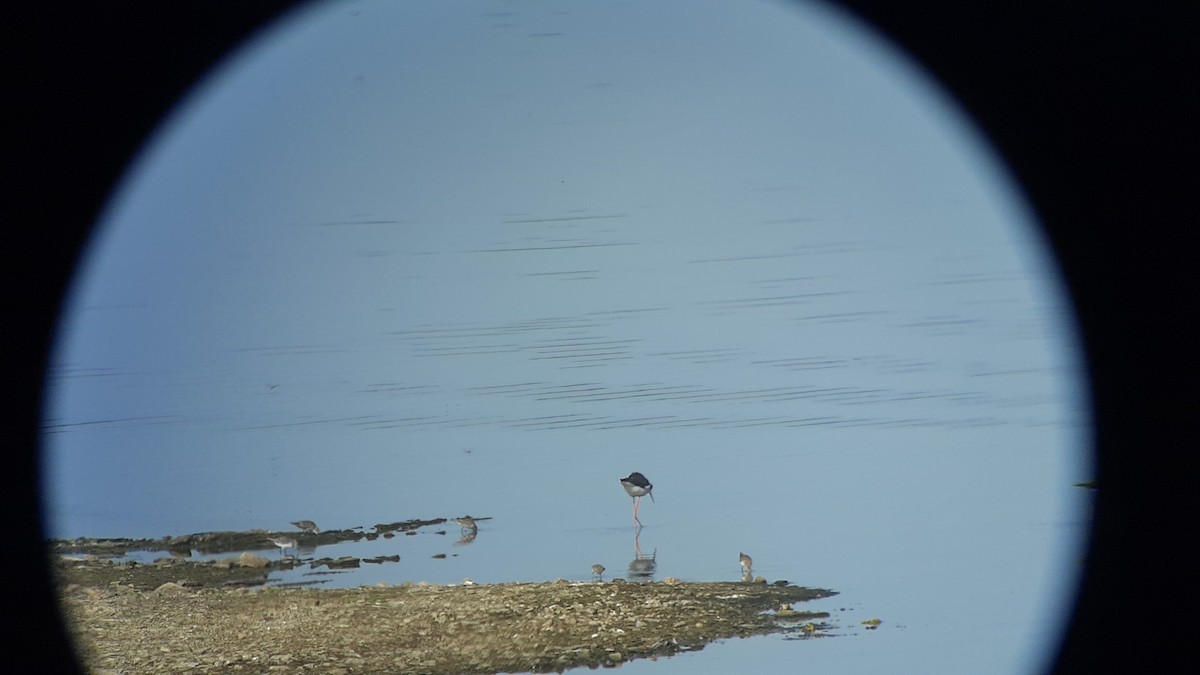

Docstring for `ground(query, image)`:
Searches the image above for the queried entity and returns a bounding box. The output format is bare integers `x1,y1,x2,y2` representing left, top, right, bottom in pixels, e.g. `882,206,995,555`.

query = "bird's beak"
649,492,655,503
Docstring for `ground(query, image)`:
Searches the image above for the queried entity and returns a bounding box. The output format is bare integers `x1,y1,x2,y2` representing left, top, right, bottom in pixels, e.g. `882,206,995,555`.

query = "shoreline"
53,526,837,673
60,572,834,674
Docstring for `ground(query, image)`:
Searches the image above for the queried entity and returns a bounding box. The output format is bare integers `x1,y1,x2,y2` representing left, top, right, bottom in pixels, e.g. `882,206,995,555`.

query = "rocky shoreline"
49,517,449,558
55,558,834,673
52,526,837,673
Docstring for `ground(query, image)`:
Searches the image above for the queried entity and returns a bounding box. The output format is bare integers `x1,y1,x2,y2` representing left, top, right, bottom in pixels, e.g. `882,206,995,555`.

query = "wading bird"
268,536,297,558
619,472,654,525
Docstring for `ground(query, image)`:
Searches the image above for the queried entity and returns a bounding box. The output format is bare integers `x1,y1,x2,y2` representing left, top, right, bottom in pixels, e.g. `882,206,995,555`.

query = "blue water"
41,1,1092,673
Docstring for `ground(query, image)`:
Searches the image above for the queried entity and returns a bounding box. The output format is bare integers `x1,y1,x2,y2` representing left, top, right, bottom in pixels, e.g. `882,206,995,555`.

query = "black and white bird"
619,472,654,524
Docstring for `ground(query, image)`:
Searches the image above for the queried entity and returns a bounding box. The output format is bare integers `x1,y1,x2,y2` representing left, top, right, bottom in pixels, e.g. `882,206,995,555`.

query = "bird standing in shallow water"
619,472,654,525
268,536,297,558
591,564,605,581
739,552,753,579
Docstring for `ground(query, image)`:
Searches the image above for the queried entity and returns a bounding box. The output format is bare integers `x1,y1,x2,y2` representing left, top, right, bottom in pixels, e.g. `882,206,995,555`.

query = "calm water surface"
42,1,1091,673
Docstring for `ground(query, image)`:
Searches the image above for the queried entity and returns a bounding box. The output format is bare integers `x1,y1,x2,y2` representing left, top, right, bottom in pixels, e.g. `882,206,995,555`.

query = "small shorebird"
739,552,753,577
452,517,478,533
619,472,654,524
268,536,297,557
591,564,606,580
291,520,320,534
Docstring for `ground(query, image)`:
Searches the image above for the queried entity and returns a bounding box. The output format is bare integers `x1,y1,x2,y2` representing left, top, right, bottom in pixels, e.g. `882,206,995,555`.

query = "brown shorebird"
619,472,654,525
291,520,320,534
740,552,754,581
591,564,606,580
268,536,297,557
452,517,478,533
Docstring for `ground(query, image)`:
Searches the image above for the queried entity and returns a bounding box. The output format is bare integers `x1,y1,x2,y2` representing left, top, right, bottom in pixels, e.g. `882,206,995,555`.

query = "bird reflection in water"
627,523,657,579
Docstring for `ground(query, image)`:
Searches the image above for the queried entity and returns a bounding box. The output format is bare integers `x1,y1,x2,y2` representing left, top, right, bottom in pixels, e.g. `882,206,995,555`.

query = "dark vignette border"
5,2,1196,671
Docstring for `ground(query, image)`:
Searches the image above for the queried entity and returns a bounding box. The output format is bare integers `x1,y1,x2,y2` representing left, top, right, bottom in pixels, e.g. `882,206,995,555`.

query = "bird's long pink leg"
633,496,641,524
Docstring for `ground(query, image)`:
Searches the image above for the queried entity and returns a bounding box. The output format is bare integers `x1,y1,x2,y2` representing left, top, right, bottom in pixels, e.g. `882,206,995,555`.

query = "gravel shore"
58,566,833,673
